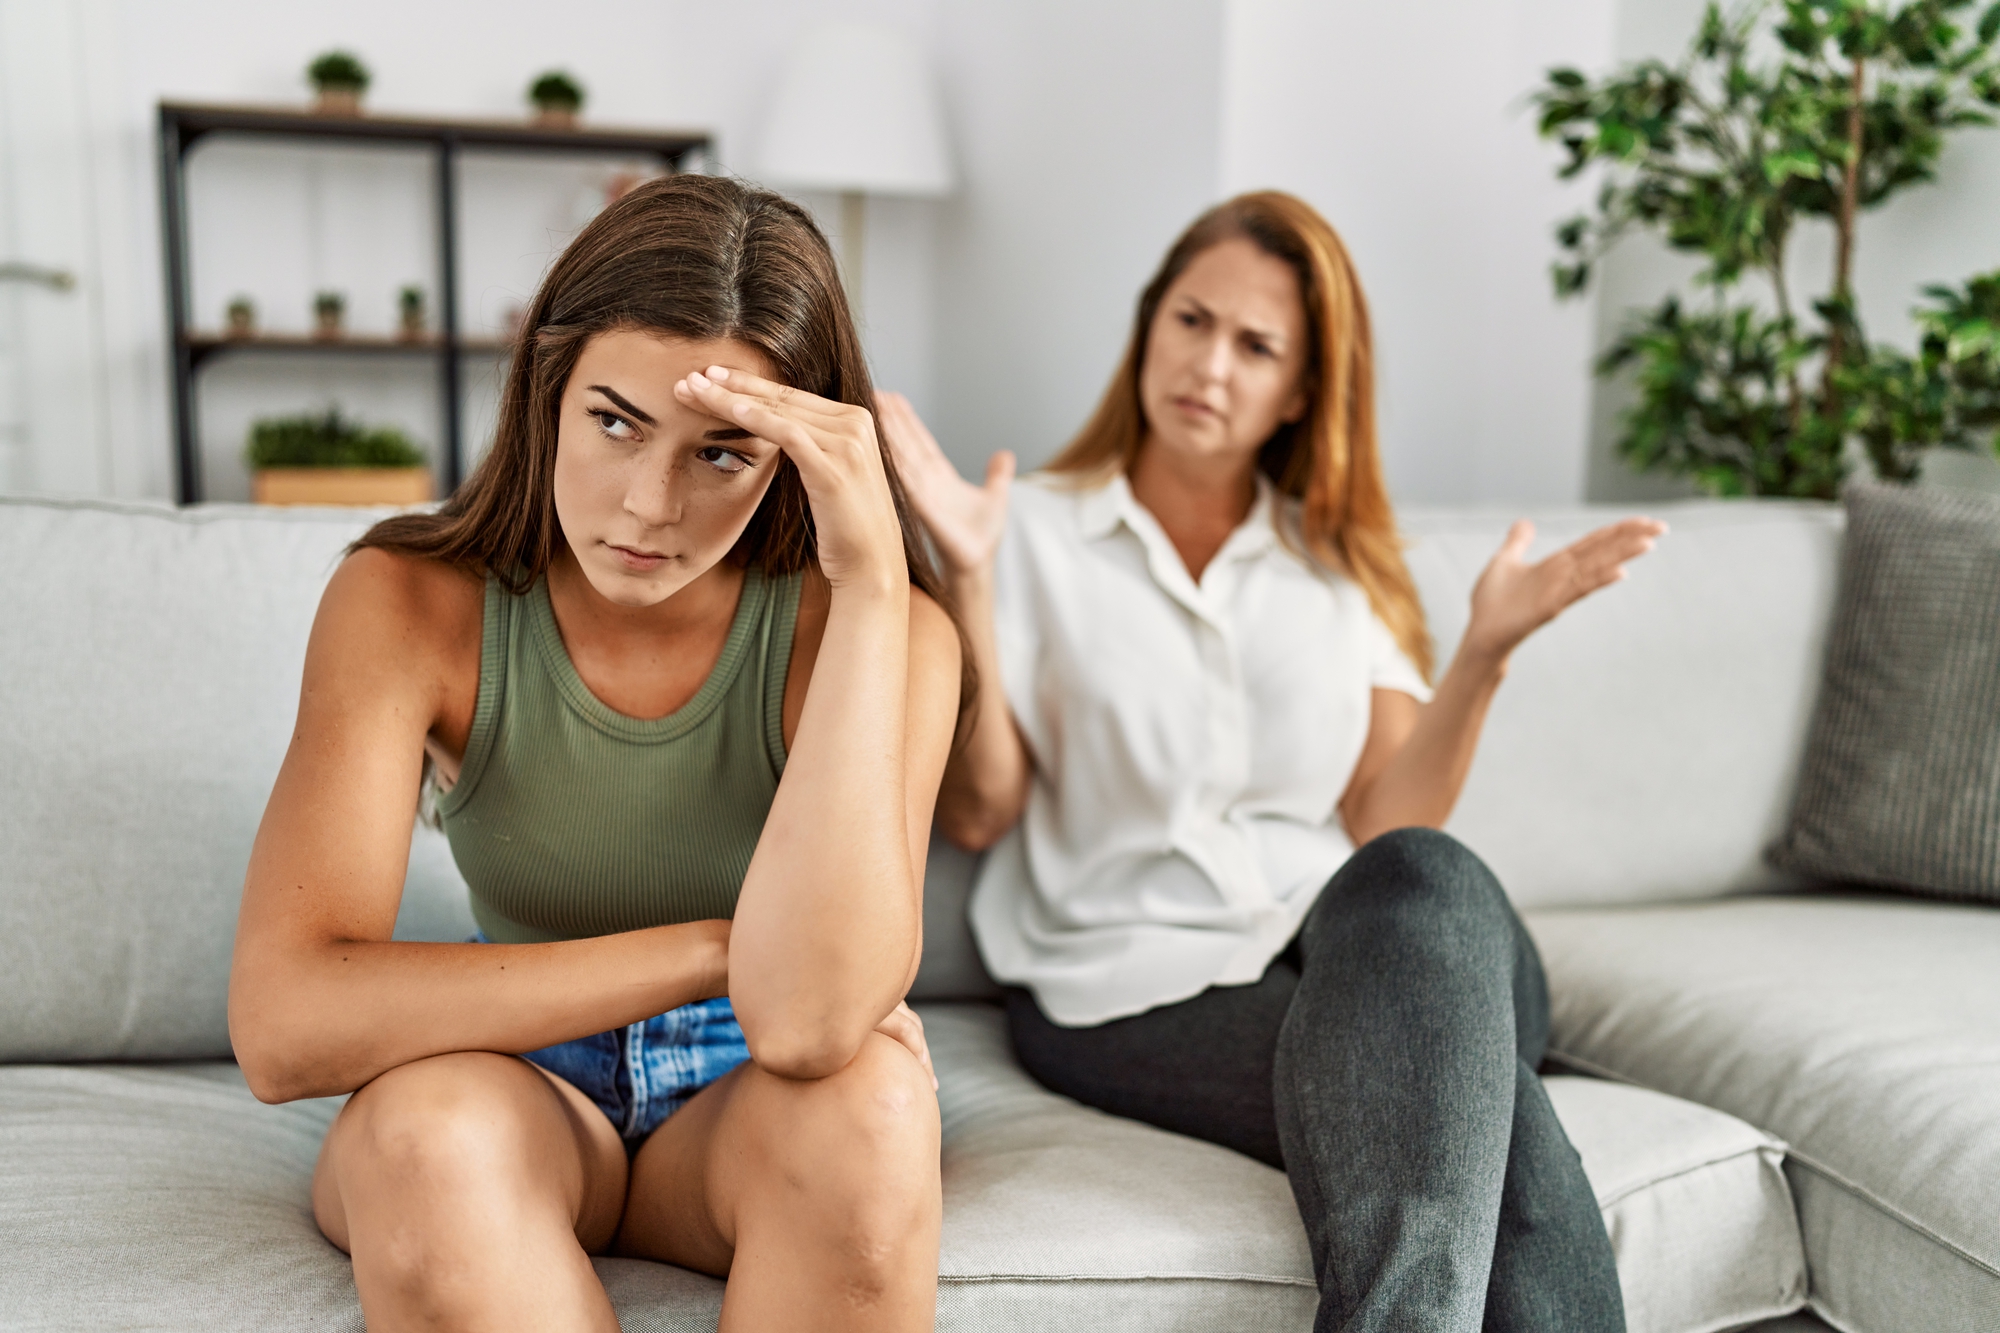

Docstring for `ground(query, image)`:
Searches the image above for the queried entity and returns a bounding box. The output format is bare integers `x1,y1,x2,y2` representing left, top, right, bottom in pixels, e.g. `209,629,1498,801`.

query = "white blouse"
969,472,1433,1027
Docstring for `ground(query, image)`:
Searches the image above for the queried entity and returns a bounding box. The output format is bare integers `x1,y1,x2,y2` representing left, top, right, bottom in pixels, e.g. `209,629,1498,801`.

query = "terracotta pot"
314,86,363,116
226,307,255,338
534,105,579,130
314,309,344,341
253,467,431,507
398,308,426,342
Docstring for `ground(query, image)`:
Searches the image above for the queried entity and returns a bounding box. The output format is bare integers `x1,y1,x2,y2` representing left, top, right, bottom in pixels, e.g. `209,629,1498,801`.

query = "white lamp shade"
756,21,954,197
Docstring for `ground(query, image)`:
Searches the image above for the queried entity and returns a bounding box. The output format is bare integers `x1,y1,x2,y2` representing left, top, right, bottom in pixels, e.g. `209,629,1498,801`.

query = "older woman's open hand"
875,391,1014,578
1464,517,1668,664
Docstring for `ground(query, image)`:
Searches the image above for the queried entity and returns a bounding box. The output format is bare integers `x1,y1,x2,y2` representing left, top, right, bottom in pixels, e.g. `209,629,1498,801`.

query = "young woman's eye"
591,410,639,442
695,446,748,474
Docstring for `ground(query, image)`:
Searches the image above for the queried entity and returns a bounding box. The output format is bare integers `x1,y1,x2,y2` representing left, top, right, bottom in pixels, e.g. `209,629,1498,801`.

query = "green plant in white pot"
308,50,371,116
529,71,585,129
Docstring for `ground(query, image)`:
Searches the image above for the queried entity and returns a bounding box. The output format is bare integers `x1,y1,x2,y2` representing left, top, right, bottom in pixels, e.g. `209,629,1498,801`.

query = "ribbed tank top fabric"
437,567,801,944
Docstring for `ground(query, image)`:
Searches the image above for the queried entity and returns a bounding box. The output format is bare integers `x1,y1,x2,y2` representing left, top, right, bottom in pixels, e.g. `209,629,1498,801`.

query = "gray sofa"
3,492,1992,1331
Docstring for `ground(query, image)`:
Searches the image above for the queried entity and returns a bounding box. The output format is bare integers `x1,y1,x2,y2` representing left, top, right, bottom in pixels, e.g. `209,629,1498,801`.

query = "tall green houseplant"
1536,0,2000,497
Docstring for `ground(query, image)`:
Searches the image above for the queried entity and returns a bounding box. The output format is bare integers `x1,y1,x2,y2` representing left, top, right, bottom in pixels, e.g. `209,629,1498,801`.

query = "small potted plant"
246,407,432,506
225,296,256,339
308,50,370,116
397,285,426,341
313,290,345,340
528,71,585,129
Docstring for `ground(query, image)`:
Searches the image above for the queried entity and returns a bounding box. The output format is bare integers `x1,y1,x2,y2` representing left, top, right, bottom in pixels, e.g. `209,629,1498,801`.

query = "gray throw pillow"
1767,481,2000,903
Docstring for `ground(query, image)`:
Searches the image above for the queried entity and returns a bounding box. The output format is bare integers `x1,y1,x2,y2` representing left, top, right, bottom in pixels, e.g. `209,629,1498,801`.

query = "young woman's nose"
624,458,683,528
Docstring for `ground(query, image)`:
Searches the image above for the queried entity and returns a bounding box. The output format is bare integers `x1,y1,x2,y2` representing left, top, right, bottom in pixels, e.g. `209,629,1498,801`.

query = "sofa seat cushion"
0,1005,1801,1333
1527,895,2000,1333
923,1003,1803,1333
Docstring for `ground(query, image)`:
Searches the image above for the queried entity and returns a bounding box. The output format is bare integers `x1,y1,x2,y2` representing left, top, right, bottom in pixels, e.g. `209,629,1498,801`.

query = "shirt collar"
1078,469,1281,563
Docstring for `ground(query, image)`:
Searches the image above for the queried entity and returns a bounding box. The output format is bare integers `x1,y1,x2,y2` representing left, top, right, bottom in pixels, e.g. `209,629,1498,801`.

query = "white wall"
922,0,1225,476
1219,0,1616,505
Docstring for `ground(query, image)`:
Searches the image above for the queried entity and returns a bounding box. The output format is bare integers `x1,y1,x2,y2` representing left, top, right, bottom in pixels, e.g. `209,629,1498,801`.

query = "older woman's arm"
875,391,1030,852
1339,517,1665,845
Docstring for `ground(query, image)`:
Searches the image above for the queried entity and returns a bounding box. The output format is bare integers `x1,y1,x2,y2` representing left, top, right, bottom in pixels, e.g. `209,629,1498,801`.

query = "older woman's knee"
1308,828,1512,949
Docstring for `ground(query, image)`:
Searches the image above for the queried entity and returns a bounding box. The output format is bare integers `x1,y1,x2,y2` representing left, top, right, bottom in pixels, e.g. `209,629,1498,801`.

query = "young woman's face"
552,329,784,608
1139,236,1311,469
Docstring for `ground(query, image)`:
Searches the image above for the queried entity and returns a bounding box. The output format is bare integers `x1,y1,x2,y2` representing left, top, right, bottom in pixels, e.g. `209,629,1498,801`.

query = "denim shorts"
475,936,749,1141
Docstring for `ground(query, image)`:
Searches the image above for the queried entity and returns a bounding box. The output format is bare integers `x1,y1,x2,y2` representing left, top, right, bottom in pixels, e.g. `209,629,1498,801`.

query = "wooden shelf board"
162,100,709,158
185,332,515,356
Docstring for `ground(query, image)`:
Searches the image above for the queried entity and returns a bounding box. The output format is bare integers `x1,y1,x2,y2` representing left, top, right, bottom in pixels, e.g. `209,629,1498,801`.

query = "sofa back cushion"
1405,501,1842,908
0,495,1848,1036
0,498,474,1062
909,499,1847,995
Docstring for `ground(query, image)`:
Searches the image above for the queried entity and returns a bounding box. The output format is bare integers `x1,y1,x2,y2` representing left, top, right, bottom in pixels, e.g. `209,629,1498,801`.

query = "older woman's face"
1139,236,1311,469
552,329,783,608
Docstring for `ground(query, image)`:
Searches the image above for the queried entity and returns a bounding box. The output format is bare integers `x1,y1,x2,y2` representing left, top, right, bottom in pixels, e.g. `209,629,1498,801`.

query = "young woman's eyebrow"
586,385,658,426
703,427,754,442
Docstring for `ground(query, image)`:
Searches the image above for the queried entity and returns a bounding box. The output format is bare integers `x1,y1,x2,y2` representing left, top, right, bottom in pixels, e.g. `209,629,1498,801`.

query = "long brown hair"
357,174,952,640
1045,191,1433,681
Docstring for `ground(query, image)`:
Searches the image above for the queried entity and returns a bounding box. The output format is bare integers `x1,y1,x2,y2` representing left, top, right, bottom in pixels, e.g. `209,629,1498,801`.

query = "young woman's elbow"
744,1021,870,1082
231,1029,313,1104
228,996,330,1103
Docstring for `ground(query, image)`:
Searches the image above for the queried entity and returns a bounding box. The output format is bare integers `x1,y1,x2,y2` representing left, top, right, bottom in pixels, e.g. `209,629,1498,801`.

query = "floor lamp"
756,21,954,320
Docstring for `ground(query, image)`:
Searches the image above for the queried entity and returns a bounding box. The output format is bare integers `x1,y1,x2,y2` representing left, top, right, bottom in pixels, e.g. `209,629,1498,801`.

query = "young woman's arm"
875,391,1029,851
1338,517,1666,845
679,369,962,1081
228,551,731,1105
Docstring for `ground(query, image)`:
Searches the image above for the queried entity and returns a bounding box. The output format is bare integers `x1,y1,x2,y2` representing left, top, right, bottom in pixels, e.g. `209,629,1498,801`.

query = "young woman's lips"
608,542,669,571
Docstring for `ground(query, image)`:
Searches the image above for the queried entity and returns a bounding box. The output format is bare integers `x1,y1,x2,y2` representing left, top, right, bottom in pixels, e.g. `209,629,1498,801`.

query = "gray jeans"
1005,827,1625,1333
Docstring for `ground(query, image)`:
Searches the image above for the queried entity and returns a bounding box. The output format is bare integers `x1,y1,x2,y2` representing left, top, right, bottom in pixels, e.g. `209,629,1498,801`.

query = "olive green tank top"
437,568,802,944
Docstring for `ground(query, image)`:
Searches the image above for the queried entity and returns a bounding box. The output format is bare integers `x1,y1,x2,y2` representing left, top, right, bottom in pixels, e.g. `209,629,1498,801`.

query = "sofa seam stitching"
1592,1142,1787,1210
1782,1153,2000,1281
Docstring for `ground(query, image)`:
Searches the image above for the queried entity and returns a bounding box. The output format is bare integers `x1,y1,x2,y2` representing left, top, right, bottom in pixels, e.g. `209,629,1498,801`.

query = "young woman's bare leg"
618,1031,943,1331
312,1051,629,1333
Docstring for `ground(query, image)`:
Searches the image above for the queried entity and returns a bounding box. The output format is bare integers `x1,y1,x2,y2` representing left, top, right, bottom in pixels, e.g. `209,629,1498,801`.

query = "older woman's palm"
875,391,1014,575
1467,517,1667,660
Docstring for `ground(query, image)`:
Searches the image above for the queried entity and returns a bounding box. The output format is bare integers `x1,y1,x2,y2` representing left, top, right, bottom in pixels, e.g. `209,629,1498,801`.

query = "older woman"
881,190,1661,1332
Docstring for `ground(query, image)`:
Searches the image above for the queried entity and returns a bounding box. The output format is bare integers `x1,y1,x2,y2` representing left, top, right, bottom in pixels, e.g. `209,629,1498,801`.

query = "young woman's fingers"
677,374,851,442
676,372,841,457
874,1003,936,1091
703,365,857,428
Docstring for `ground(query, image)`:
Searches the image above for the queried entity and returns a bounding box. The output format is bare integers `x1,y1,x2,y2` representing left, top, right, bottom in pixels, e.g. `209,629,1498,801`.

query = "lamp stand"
839,189,866,320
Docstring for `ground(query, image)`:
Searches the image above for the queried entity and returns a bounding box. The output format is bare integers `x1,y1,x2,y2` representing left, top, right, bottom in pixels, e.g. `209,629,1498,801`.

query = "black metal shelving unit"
158,102,711,504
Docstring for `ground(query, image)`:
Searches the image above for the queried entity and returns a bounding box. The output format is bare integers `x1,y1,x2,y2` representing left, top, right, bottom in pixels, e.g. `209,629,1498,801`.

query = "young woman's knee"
334,1052,558,1196
745,1031,941,1267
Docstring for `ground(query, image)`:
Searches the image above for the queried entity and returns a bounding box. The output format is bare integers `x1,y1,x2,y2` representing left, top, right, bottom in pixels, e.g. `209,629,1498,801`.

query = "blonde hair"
1045,190,1433,682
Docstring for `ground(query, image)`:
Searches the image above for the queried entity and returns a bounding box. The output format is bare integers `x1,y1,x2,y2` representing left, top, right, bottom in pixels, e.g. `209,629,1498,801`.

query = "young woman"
228,176,962,1332
879,191,1664,1332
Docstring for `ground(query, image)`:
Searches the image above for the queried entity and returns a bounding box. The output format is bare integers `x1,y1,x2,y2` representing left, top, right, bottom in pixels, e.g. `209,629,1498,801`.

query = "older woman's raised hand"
1464,516,1668,663
875,391,1015,577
